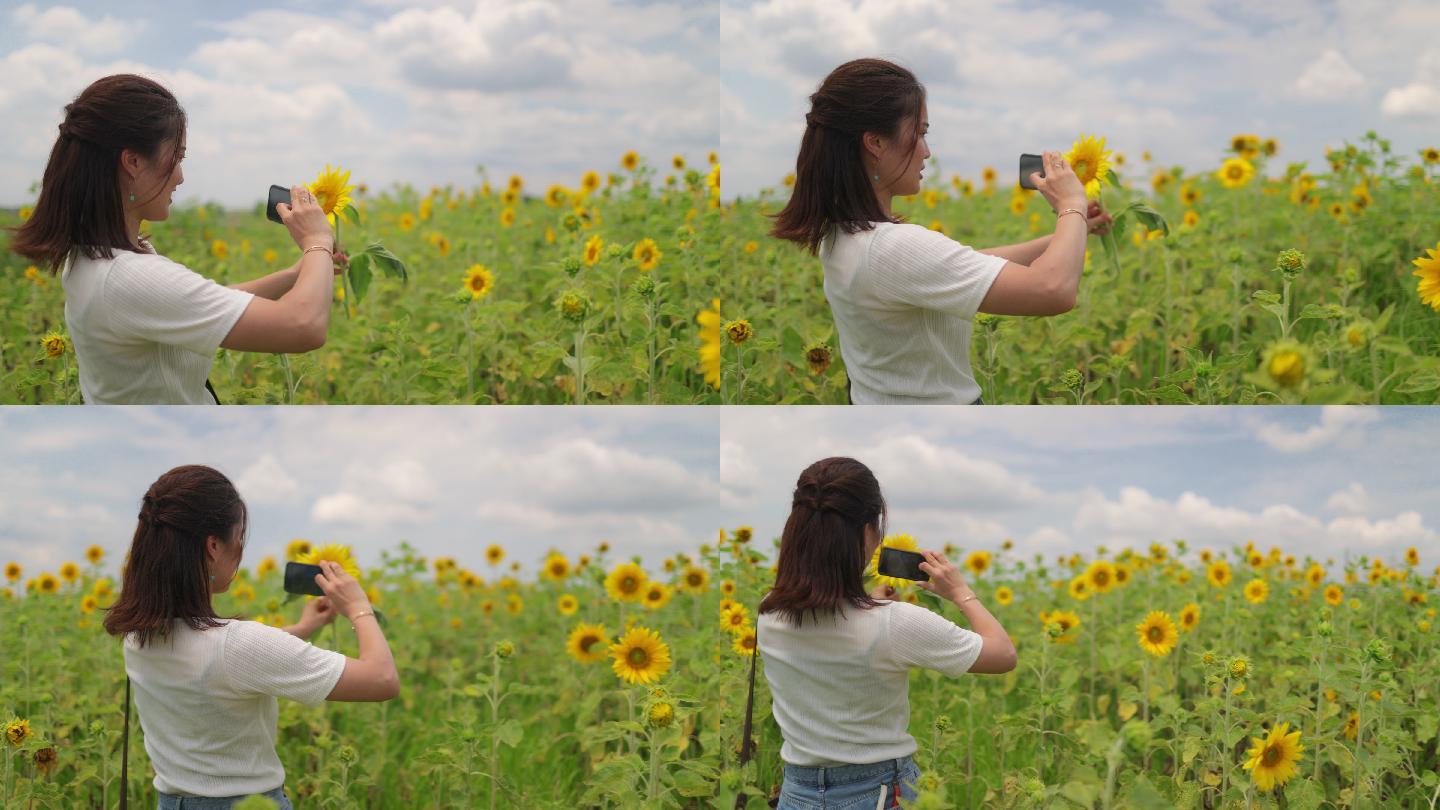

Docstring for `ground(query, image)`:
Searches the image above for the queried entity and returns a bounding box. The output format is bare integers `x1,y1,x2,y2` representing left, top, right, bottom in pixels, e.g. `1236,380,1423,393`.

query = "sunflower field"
720,133,1440,404
4,533,1438,809
1,153,723,404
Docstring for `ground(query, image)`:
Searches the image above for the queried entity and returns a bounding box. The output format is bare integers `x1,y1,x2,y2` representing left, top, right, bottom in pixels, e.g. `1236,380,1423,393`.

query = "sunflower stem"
647,725,662,804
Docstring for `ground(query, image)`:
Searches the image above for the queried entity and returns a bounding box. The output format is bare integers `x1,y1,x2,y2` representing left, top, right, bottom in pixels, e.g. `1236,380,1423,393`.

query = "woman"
771,58,1113,404
757,457,1016,808
103,465,400,809
10,74,344,404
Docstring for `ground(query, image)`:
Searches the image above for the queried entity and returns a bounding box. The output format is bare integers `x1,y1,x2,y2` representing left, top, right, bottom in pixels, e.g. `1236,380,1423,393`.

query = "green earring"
128,194,136,202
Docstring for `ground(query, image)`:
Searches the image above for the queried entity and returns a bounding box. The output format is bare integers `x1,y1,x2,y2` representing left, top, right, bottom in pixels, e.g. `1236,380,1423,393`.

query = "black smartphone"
878,547,929,582
265,184,290,224
1018,153,1045,190
283,561,325,597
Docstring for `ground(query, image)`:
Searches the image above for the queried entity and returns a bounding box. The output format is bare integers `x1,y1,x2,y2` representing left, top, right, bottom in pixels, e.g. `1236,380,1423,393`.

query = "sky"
719,406,1440,571
721,0,1440,198
0,0,718,207
0,407,723,577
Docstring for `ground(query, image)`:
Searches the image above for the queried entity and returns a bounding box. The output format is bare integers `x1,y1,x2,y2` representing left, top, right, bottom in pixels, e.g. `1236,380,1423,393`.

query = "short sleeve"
884,601,985,677
103,252,254,357
868,224,1007,318
223,621,347,707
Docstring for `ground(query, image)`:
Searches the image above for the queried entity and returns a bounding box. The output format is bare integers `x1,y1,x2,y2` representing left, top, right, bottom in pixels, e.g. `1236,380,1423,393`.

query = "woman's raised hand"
274,185,334,252
312,560,371,620
915,549,974,604
1030,150,1088,213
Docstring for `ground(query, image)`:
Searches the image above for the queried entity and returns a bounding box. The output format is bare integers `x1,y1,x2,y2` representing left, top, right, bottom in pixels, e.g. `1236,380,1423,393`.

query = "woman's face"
124,137,185,223
862,523,881,566
871,104,930,198
206,528,243,593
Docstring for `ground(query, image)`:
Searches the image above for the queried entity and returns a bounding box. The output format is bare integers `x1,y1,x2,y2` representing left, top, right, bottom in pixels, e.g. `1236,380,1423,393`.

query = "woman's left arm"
229,264,300,300
282,596,337,641
978,236,1052,266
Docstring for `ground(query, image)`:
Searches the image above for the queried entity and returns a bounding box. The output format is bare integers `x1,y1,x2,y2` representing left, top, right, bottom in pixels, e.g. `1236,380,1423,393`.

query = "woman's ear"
862,132,885,162
118,149,143,183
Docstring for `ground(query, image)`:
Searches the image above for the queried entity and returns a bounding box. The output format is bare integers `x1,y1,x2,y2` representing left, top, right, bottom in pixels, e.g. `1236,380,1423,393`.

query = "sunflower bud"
1275,248,1307,280
933,715,951,732
633,274,656,300
494,640,515,659
1363,639,1390,665
561,256,582,277
647,701,675,728
557,291,588,324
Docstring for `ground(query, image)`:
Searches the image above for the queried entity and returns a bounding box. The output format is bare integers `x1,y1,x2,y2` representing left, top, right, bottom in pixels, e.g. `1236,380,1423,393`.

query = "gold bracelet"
302,244,332,256
350,610,375,622
1056,208,1086,222
957,593,978,605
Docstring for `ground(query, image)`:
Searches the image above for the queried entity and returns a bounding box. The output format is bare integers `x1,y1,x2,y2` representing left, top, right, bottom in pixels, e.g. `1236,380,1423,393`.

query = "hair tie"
804,112,818,128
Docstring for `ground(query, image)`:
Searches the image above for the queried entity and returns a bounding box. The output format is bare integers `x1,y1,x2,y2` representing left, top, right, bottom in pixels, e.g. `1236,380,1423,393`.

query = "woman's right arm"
977,150,1091,317
312,560,400,701
917,550,1017,674
220,186,335,353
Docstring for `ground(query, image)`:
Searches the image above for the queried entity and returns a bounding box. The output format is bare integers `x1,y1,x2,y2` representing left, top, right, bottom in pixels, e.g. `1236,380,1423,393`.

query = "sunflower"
1244,578,1269,605
1406,546,1419,566
869,533,921,589
995,586,1014,606
505,593,523,614
544,185,569,208
1113,563,1132,586
724,319,753,346
1179,602,1200,632
1064,134,1113,198
732,626,757,656
485,545,505,565
1343,711,1359,740
1180,183,1201,206
542,553,571,581
1207,560,1232,588
1068,576,1091,601
621,150,640,171
632,238,662,272
307,164,354,224
1085,560,1116,594
255,556,277,578
610,626,672,685
462,264,494,301
1217,158,1255,189
4,562,20,583
678,565,710,594
1242,722,1304,792
719,579,736,597
566,622,610,663
38,573,59,594
57,562,79,584
92,578,113,600
672,155,686,170
557,594,579,616
1305,564,1325,588
580,171,601,194
697,298,722,389
80,595,97,614
500,207,515,227
1136,611,1179,657
1040,609,1081,643
4,718,30,748
1323,584,1343,606
642,582,673,610
286,539,312,561
296,543,361,581
583,234,604,266
85,545,105,565
1413,242,1440,312
1182,210,1200,228
605,562,648,603
721,603,751,634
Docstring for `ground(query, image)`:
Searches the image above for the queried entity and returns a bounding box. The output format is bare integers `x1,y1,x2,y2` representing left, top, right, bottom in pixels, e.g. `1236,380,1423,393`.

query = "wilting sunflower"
721,603,751,634
1242,722,1304,792
732,626,757,657
1413,242,1440,312
542,553,571,581
33,746,57,776
605,562,648,603
1208,560,1233,588
1085,560,1116,594
1179,602,1200,632
485,544,505,565
1064,134,1113,198
698,298,722,389
4,718,31,747
557,594,579,616
566,622,610,664
725,319,753,346
307,164,354,224
41,331,68,359
869,533,921,589
1136,611,1178,657
296,543,362,581
463,264,494,301
610,626,672,685
583,234,604,266
1217,158,1255,189
286,539,312,561
678,565,710,594
1243,578,1269,605
85,545,105,565
633,238,662,271
642,582,673,610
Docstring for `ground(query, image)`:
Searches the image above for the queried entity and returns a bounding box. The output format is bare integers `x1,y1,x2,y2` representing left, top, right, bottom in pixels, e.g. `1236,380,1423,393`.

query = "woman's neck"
875,184,894,219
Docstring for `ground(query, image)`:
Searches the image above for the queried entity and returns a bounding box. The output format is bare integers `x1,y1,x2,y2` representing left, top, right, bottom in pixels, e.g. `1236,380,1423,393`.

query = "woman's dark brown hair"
770,58,927,255
759,457,887,626
10,74,187,273
103,465,247,647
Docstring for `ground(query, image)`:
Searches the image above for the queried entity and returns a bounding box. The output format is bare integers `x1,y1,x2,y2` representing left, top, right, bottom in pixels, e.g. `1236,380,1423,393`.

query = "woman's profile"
771,58,1113,404
757,457,1016,807
103,464,399,809
10,74,345,404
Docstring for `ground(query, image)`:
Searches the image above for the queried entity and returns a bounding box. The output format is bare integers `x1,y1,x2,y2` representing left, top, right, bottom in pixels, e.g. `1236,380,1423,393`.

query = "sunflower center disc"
628,648,649,666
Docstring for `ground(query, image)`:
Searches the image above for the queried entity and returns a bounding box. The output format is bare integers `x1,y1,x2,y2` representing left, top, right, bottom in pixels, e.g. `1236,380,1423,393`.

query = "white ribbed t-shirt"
820,222,1008,404
757,600,985,767
123,620,346,797
61,246,254,404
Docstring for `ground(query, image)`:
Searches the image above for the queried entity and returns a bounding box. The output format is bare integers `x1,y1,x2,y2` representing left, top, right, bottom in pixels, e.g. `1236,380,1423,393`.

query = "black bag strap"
734,623,759,810
205,378,222,405
121,676,130,810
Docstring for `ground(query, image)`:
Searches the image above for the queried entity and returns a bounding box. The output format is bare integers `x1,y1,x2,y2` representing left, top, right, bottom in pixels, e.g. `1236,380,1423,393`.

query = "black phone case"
878,547,929,581
283,561,326,596
1019,153,1045,190
266,184,289,224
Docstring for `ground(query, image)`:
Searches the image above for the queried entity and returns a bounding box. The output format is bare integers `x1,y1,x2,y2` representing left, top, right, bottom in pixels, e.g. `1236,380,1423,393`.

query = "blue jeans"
778,756,921,809
157,786,291,809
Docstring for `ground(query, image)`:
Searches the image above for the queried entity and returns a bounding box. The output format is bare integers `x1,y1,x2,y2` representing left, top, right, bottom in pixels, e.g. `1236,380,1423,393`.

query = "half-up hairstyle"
770,58,927,255
759,456,887,626
10,74,187,273
103,464,247,647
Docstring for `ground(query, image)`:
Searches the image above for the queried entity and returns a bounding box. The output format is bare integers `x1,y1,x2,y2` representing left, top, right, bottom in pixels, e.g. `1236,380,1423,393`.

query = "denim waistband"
782,756,913,788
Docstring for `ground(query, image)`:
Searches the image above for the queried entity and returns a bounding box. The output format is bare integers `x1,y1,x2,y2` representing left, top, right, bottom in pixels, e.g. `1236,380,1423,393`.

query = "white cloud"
863,435,1045,512
1294,50,1365,99
235,454,301,505
1252,406,1379,452
1325,482,1370,514
12,4,142,55
1382,49,1440,120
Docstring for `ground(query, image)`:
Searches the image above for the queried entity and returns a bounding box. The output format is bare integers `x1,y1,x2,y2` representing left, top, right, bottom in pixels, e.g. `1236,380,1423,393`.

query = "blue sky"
720,406,1440,571
0,406,723,577
0,0,718,207
721,0,1440,198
